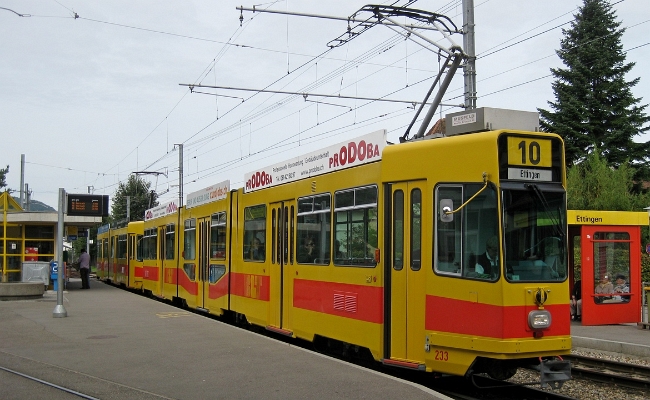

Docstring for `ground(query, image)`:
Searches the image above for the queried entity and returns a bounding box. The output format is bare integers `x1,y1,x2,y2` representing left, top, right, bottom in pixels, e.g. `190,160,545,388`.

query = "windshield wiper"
525,183,565,239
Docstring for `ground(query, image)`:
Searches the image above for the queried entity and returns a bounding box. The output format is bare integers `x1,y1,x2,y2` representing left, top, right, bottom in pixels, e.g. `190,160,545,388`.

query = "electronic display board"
66,194,109,217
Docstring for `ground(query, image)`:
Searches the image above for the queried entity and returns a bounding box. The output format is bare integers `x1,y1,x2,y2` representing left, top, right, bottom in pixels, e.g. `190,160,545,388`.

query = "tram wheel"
485,360,518,380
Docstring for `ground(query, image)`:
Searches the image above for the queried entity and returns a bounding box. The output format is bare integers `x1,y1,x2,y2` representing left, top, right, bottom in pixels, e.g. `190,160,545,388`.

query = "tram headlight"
528,310,552,330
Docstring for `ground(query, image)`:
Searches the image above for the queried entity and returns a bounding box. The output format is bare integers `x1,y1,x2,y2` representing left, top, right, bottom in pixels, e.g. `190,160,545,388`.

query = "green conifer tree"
539,0,650,175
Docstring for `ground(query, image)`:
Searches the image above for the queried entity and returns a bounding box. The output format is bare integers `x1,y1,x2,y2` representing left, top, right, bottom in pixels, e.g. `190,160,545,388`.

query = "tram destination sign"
66,194,109,217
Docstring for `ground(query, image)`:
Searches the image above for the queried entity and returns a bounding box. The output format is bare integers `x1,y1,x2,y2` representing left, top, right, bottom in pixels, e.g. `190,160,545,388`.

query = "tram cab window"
297,194,330,265
503,188,567,282
434,184,499,281
334,185,378,267
244,205,266,262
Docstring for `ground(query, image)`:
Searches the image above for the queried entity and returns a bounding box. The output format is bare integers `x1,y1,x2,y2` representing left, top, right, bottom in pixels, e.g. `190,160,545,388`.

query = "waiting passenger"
475,236,498,276
334,240,343,259
570,279,582,321
613,274,630,302
249,238,264,261
594,275,613,303
298,237,317,263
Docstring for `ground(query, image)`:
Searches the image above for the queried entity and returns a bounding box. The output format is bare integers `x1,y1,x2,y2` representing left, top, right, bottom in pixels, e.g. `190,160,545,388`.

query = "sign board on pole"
66,194,109,217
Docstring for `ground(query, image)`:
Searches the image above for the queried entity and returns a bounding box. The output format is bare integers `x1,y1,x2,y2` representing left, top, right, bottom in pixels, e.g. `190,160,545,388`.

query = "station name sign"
66,194,109,217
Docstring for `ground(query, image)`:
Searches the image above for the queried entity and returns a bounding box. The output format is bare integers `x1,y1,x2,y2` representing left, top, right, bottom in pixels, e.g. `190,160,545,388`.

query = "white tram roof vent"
445,107,539,136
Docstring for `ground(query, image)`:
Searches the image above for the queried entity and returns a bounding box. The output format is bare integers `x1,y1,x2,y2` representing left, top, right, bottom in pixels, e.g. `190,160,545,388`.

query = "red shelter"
568,210,647,326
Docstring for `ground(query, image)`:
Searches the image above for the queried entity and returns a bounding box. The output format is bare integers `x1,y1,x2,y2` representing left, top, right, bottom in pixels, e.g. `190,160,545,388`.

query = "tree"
539,0,650,175
111,174,159,222
0,165,9,191
566,152,650,211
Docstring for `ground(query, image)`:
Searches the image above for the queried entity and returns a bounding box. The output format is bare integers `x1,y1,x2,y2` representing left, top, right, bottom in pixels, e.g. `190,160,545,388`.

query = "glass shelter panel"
593,232,631,304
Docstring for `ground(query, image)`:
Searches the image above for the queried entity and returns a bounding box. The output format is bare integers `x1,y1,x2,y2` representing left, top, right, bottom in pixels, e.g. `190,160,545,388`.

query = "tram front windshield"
502,187,567,282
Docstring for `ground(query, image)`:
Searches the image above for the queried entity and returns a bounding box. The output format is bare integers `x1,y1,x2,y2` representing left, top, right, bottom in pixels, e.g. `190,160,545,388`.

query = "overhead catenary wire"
83,2,643,200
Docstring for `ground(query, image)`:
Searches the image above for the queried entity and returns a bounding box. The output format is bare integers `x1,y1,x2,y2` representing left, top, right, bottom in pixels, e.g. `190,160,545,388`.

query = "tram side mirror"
439,199,454,223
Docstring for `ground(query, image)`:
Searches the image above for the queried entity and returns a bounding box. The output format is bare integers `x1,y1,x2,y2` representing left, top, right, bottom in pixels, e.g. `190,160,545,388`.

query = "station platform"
571,320,650,358
1,279,648,400
0,278,449,400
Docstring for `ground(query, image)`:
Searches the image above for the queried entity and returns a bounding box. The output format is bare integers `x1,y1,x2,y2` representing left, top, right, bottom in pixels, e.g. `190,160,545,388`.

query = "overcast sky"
1,0,648,211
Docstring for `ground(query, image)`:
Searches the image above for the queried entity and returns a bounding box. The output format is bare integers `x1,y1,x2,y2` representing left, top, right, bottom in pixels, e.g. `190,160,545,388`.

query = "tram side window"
143,228,157,260
211,212,227,260
117,234,127,259
165,224,175,260
102,239,108,261
184,219,196,260
334,185,378,267
136,234,144,260
244,205,266,262
297,194,331,265
183,219,196,281
435,184,499,281
411,188,422,271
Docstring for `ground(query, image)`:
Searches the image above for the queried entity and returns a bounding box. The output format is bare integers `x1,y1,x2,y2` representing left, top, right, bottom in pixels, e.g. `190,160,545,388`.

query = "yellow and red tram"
106,110,571,383
96,220,143,288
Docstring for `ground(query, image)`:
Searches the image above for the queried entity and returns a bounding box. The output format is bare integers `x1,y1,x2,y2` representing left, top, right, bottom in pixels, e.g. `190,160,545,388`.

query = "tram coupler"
532,358,571,389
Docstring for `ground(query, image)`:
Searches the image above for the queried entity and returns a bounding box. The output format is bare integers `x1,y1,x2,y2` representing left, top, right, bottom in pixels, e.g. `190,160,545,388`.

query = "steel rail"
0,365,100,400
565,354,650,391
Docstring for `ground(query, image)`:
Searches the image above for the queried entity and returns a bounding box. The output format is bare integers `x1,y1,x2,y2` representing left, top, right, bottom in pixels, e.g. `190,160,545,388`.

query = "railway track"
0,365,99,400
566,354,650,391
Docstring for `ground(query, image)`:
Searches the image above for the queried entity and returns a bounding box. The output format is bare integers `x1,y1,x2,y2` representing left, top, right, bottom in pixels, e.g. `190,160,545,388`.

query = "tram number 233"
434,350,449,361
507,137,552,168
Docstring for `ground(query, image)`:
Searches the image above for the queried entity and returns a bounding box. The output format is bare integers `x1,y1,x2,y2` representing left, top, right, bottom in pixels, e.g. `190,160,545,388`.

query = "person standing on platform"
79,249,91,289
570,279,582,321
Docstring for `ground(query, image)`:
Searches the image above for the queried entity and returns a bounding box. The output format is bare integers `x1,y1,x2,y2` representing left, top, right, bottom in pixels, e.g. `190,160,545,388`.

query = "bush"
642,253,650,285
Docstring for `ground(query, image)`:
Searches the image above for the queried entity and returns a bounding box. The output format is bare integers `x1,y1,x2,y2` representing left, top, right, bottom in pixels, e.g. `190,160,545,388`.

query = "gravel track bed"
509,348,650,400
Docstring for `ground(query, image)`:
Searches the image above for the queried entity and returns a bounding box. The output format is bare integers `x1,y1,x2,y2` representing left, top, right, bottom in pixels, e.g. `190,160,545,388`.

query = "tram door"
157,226,167,298
109,236,116,282
268,200,295,333
197,216,210,310
389,182,426,363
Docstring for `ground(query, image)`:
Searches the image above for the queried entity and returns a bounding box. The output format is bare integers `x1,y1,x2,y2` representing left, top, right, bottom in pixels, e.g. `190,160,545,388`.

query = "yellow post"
2,192,7,283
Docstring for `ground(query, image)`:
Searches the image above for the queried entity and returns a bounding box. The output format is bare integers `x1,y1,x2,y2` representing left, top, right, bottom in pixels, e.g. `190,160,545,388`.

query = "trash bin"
49,261,65,291
22,261,50,288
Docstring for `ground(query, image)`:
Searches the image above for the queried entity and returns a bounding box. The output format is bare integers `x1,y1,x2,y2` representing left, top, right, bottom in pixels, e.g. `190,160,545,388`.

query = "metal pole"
462,0,476,109
178,144,183,208
86,186,91,256
53,188,67,318
20,154,25,208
